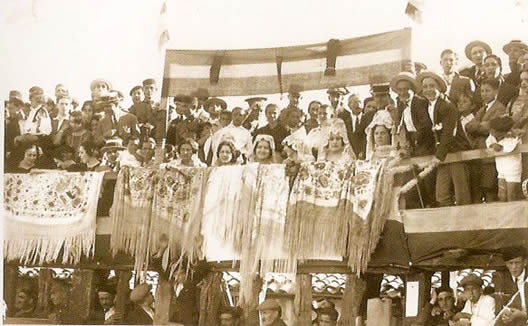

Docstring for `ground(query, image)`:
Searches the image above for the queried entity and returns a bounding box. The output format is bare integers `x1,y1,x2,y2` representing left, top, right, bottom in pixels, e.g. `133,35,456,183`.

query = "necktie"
353,116,357,133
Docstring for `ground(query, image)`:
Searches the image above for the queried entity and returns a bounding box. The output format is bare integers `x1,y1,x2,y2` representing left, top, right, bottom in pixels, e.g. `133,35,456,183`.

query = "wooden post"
153,277,171,325
71,269,96,322
294,273,313,326
198,272,224,326
240,275,262,326
37,268,53,317
338,274,367,326
3,266,18,316
441,271,450,289
404,272,431,325
115,271,132,319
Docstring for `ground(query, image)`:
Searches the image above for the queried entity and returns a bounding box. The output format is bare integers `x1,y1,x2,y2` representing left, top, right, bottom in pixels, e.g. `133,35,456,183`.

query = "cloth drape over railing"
4,172,104,265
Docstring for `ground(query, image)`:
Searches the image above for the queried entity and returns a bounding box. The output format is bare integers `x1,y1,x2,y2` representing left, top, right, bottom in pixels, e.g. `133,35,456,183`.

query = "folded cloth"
4,171,104,264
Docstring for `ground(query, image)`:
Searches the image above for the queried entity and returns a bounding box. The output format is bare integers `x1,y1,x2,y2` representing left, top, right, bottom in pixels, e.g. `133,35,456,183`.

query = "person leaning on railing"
508,67,528,181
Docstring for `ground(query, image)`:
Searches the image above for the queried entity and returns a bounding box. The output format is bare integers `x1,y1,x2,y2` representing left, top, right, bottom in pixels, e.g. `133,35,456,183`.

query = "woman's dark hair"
484,54,503,75
17,142,41,162
80,140,98,157
178,138,198,154
253,139,273,159
81,100,94,111
216,141,239,163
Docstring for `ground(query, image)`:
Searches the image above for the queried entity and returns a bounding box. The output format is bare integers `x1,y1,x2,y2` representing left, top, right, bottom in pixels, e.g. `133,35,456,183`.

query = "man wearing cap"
20,86,52,140
94,92,123,146
257,299,287,326
316,307,339,326
125,283,154,325
440,49,475,104
86,284,122,325
453,275,495,326
493,246,528,326
243,97,266,133
254,103,289,154
370,84,392,111
327,87,348,114
503,40,528,87
166,95,200,146
4,90,26,156
90,79,113,100
416,287,458,326
129,86,144,105
460,40,492,87
416,71,472,207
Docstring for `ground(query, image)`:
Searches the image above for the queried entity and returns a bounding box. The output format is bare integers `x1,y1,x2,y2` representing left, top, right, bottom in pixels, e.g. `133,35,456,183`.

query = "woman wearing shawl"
163,138,206,168
250,134,276,164
316,118,356,164
365,110,397,161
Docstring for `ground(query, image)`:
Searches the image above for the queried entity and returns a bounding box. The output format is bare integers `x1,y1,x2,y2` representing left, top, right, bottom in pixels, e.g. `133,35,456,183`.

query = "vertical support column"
404,272,431,325
240,275,262,326
3,265,18,316
71,269,96,322
115,271,132,319
294,273,313,326
198,272,224,326
441,271,450,289
37,268,53,317
338,274,367,326
153,277,171,325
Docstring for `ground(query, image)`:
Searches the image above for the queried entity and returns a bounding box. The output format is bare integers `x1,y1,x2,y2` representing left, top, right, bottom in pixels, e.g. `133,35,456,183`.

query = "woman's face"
90,119,98,131
328,133,344,153
255,140,272,161
82,104,94,120
79,146,89,164
374,125,391,146
218,145,233,164
457,94,473,113
70,119,84,132
179,143,193,162
484,57,500,79
22,147,38,166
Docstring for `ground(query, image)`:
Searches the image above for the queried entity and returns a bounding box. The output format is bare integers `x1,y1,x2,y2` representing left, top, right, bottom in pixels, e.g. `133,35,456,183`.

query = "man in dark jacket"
257,299,287,326
416,287,458,326
125,283,154,325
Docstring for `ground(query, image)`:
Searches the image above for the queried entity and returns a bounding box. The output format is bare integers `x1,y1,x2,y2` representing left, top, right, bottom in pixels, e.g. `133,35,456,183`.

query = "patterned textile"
286,159,387,274
110,166,158,274
4,172,104,264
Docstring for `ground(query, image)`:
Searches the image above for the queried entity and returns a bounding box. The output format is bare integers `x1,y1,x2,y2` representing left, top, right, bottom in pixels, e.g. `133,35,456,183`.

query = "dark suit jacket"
411,96,470,160
253,123,289,153
169,281,200,325
124,305,153,325
473,76,520,108
447,73,474,104
460,65,485,87
129,102,154,124
493,268,528,326
466,100,507,152
337,110,374,159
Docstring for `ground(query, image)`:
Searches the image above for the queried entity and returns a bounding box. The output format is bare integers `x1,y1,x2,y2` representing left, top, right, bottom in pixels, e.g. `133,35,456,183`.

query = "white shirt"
460,113,475,134
399,96,417,133
428,98,438,124
351,112,362,132
104,306,115,321
461,294,495,326
23,105,52,135
141,305,154,320
484,98,497,113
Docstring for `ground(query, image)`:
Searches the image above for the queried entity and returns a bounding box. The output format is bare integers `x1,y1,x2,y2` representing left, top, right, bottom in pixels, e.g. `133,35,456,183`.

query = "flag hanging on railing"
161,28,412,97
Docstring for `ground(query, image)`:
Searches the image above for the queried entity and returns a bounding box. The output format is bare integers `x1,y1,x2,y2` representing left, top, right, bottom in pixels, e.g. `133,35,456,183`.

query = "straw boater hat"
129,283,151,303
503,40,528,55
416,71,448,93
204,97,227,110
464,40,492,60
390,71,421,93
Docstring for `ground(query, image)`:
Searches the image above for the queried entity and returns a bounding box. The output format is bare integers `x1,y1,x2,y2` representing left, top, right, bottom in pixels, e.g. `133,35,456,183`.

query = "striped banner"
403,201,528,266
161,28,412,97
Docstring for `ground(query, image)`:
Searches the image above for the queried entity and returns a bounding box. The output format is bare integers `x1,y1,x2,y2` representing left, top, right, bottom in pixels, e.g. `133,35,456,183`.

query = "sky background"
1,0,527,110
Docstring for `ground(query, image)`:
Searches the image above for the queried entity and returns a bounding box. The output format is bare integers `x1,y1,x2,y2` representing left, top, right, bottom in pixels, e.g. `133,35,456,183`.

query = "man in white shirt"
440,49,475,105
210,107,252,163
493,246,528,326
22,86,52,137
454,275,495,326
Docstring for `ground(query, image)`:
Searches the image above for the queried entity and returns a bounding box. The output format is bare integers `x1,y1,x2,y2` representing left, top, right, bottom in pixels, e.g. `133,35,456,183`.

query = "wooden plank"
114,271,131,321
240,275,262,326
70,269,95,322
396,143,528,166
293,273,313,326
198,272,224,326
36,269,52,317
3,266,18,317
338,274,366,326
153,277,171,325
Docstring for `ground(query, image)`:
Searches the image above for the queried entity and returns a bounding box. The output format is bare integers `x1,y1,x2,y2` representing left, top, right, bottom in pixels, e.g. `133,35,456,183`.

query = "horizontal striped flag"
403,201,528,268
161,28,412,97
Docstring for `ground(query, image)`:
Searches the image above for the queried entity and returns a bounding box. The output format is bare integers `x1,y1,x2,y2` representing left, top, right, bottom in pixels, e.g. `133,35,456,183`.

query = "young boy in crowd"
486,116,522,201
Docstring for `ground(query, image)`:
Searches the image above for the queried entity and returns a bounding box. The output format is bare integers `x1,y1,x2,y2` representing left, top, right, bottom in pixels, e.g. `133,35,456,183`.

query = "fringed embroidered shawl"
4,172,104,265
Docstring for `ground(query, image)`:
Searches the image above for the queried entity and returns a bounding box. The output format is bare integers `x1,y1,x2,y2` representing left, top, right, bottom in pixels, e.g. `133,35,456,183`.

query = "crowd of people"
4,39,528,209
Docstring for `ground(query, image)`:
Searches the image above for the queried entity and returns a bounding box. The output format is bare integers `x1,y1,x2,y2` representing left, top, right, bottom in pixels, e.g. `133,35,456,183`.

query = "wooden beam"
3,266,18,317
114,271,131,321
153,277,171,325
293,273,313,326
240,275,262,326
198,272,224,326
338,274,366,326
70,269,96,323
37,269,53,317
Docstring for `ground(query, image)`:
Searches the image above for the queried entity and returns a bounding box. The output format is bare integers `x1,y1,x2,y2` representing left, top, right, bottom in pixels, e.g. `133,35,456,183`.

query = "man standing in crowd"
493,246,528,326
12,286,37,318
370,84,391,111
363,97,377,114
416,287,458,326
129,86,144,105
416,71,471,207
90,79,113,101
327,87,348,115
94,92,123,146
503,40,528,87
243,97,266,133
278,86,302,128
257,299,287,326
20,86,52,141
86,284,122,325
254,103,289,153
460,40,492,87
125,283,154,325
439,49,474,104
211,106,252,161
316,307,339,326
341,93,372,159
4,90,25,156
454,275,495,326
218,307,242,326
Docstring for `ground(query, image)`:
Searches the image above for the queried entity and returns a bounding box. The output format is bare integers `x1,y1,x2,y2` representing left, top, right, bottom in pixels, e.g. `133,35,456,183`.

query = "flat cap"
502,246,527,261
257,299,281,312
142,78,157,87
7,90,24,105
90,79,113,92
327,87,349,96
460,274,483,288
130,85,143,96
173,95,194,105
370,83,390,94
503,40,528,55
130,283,151,303
97,283,116,295
29,86,44,97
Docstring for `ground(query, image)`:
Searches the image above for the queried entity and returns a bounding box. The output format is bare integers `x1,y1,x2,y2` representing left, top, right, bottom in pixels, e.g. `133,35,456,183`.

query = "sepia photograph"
2,0,528,325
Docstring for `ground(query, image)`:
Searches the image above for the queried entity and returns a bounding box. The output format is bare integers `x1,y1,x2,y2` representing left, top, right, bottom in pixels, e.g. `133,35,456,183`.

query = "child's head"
480,79,500,104
489,116,513,140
